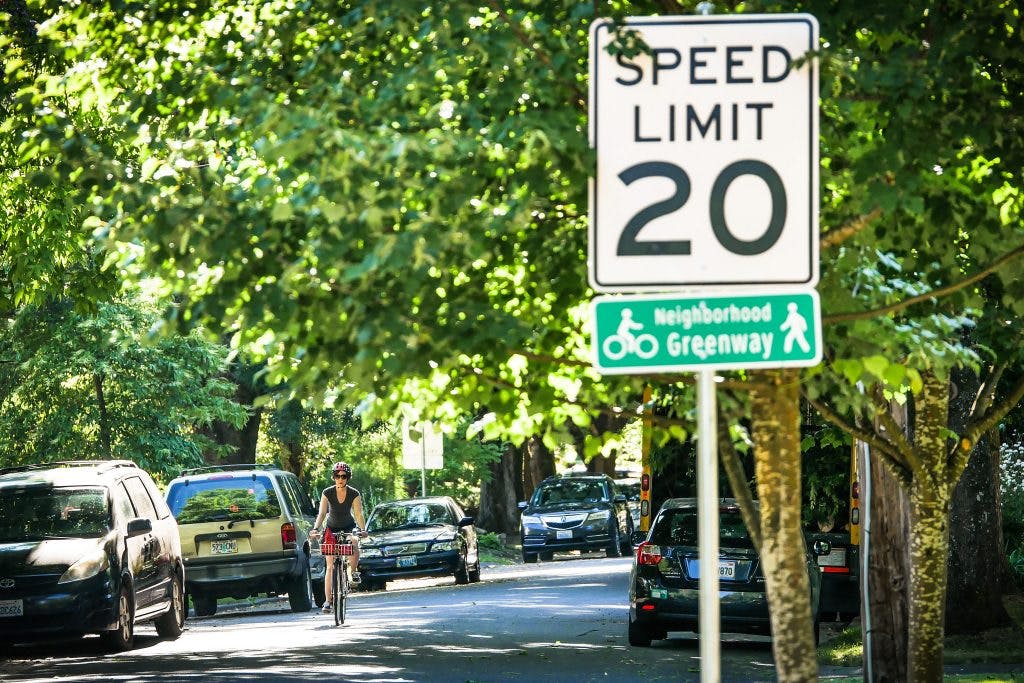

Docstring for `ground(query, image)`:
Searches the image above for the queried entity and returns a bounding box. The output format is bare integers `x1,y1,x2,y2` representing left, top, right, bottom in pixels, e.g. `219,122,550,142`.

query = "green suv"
164,464,325,616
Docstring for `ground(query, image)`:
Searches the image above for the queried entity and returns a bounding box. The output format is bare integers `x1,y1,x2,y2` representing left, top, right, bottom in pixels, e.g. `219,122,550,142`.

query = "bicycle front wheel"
332,560,342,627
338,564,348,625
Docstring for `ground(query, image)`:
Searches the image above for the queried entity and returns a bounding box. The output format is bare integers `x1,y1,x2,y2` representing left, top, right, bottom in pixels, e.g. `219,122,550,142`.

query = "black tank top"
322,485,360,531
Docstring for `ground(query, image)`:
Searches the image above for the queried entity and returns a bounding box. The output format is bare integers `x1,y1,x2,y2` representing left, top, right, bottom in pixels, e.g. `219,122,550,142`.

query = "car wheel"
813,612,821,647
312,579,326,607
100,584,135,652
288,560,314,612
154,573,185,639
605,525,622,558
627,615,653,647
523,550,538,564
455,553,471,584
192,592,217,618
361,579,385,592
539,551,554,561
468,560,481,583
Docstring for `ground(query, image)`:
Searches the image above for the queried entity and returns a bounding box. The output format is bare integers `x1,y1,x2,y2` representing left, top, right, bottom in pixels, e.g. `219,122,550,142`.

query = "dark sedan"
357,497,480,591
628,497,823,647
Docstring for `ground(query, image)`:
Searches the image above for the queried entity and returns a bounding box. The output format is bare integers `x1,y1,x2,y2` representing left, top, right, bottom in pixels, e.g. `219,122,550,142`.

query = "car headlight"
58,547,110,584
521,515,543,526
361,547,383,558
432,540,455,552
586,510,611,522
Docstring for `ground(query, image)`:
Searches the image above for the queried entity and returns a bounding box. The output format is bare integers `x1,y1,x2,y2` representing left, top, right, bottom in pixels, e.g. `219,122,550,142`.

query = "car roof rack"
178,463,282,478
0,460,140,476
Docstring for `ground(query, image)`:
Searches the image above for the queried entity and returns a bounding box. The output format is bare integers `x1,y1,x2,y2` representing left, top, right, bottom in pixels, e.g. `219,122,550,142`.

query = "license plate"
396,556,417,568
555,530,572,540
210,540,238,555
0,599,24,617
719,560,736,578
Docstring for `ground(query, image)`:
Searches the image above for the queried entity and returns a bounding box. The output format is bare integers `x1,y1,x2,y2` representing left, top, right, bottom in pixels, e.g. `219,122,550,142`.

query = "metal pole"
421,424,428,497
697,369,720,683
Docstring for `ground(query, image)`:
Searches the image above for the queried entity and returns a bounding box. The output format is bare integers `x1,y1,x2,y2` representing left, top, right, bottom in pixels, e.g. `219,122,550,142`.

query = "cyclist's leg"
349,535,361,583
322,556,334,611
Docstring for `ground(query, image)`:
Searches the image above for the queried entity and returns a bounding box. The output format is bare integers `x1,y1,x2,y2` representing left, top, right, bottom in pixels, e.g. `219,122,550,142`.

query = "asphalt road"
1,555,797,682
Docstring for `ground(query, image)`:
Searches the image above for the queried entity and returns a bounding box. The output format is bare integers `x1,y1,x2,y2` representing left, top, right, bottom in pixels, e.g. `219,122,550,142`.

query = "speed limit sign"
588,15,819,292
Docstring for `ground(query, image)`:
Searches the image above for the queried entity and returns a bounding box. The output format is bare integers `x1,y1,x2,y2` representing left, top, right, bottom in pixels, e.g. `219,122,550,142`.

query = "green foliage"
0,292,247,481
801,425,851,530
476,531,503,550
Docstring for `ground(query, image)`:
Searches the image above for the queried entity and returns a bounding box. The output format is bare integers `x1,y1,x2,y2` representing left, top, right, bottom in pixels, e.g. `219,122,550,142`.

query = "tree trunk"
198,361,262,463
525,437,555,497
906,371,952,683
587,452,616,476
93,372,111,458
750,368,817,682
477,443,519,535
864,445,911,683
945,367,1011,632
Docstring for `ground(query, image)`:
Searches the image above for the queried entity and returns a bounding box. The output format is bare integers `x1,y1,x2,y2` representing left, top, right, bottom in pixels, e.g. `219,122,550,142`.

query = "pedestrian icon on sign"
780,302,811,354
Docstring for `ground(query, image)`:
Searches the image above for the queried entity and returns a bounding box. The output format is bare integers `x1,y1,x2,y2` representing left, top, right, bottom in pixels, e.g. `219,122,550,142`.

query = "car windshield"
167,476,281,523
0,486,110,541
368,503,451,532
533,480,607,505
649,508,755,549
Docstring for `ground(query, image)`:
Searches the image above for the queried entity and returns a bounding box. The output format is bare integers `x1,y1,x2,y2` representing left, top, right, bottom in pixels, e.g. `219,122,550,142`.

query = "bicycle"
318,530,359,626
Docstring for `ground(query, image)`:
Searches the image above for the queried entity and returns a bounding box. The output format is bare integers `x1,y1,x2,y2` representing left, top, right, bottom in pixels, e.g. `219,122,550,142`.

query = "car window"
534,480,608,505
274,477,300,517
368,503,451,531
650,508,755,549
166,475,282,523
114,482,138,524
123,476,159,521
282,475,316,516
136,471,173,519
0,486,110,541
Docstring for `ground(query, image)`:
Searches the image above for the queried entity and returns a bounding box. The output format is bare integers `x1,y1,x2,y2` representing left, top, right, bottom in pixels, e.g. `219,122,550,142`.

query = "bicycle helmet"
332,461,352,478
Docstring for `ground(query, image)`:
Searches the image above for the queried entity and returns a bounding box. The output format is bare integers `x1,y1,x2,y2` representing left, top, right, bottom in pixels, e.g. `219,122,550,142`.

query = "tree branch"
821,207,883,250
959,371,1024,466
486,0,588,110
823,242,1024,324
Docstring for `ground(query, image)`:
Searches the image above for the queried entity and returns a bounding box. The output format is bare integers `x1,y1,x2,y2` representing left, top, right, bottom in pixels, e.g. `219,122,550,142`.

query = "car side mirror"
126,517,152,538
630,530,647,546
517,501,528,511
457,516,474,527
812,539,832,556
613,494,627,503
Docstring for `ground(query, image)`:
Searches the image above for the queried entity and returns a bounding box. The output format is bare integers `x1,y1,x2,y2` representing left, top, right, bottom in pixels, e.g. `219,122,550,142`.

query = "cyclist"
311,461,367,613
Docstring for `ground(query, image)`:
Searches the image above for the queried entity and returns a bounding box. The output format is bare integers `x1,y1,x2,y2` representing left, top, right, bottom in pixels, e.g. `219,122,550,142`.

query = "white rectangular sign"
589,15,819,292
401,419,443,470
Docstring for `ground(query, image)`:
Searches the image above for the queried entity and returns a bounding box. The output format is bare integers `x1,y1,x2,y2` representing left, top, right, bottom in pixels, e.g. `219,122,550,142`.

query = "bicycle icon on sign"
602,308,658,360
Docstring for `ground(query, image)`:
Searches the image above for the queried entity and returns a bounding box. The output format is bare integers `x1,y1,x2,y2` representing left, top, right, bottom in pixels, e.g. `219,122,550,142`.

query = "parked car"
627,497,825,647
614,477,642,530
518,473,633,563
806,529,860,622
164,464,325,616
0,460,185,651
357,496,480,591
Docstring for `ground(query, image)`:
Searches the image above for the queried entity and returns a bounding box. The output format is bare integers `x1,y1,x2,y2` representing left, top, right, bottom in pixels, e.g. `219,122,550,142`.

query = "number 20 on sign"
588,15,819,292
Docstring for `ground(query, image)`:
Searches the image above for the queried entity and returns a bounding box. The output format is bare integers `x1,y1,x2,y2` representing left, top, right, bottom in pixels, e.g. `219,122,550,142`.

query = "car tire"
468,560,481,583
312,579,326,607
605,525,622,558
539,551,554,561
154,573,185,639
100,584,135,652
523,551,538,564
362,579,385,592
455,554,471,584
627,615,653,647
813,612,821,647
192,592,218,618
288,561,313,612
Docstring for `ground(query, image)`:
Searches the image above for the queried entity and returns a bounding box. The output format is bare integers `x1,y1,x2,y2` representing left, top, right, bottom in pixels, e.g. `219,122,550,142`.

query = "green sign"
592,290,821,374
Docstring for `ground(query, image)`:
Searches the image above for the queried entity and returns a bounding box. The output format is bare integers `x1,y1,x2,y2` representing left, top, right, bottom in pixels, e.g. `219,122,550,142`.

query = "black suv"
518,473,633,563
164,464,325,616
0,460,186,651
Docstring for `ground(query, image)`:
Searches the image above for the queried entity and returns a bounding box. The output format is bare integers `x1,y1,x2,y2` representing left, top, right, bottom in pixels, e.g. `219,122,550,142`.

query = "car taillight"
822,566,851,574
281,522,297,549
637,541,662,566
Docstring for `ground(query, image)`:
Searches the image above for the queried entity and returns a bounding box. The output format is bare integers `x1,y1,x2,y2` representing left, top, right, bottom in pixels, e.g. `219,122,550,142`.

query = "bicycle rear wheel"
332,559,342,627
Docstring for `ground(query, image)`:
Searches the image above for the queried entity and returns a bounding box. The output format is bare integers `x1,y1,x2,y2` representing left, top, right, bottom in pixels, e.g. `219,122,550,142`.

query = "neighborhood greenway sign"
592,290,821,373
588,15,819,292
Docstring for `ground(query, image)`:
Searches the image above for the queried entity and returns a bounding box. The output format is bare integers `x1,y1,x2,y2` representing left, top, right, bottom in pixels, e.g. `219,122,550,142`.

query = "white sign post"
589,14,819,292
